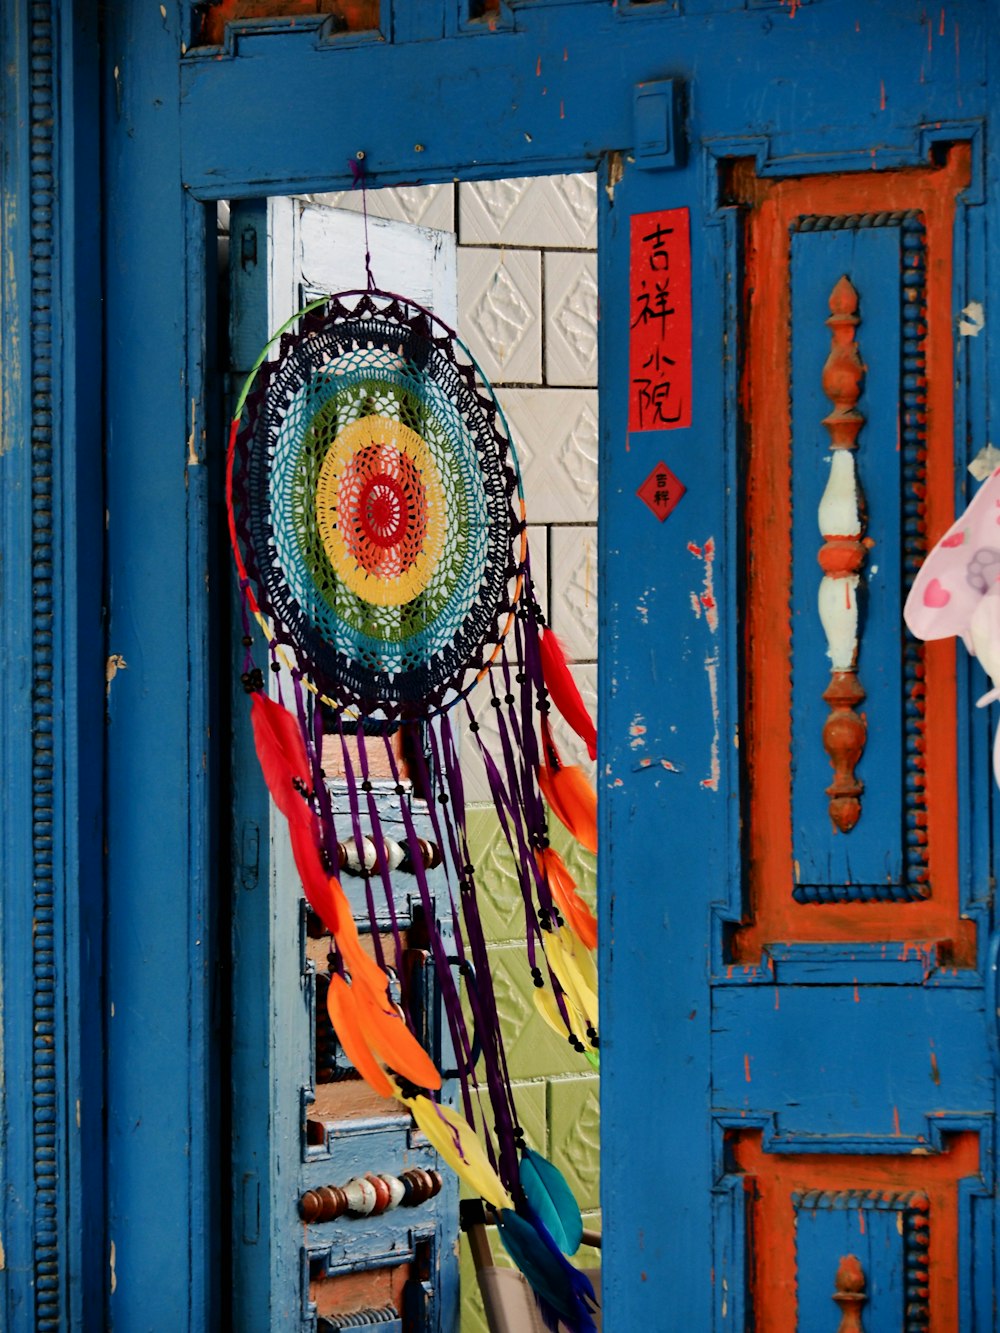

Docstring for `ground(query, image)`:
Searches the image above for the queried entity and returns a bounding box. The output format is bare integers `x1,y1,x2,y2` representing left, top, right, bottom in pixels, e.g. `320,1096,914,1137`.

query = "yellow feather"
532,985,588,1047
543,931,598,1033
403,1094,513,1212
558,925,598,997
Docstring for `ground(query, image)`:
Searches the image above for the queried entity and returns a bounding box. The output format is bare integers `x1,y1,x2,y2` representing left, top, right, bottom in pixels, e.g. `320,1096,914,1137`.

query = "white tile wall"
458,247,542,385
548,526,598,664
498,387,598,525
305,183,455,232
525,522,549,623
459,174,597,249
544,251,598,387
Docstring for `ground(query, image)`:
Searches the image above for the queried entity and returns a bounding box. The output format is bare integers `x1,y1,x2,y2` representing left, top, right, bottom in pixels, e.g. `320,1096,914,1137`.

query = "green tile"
487,943,594,1081
510,1079,548,1155
548,1075,601,1212
465,807,528,943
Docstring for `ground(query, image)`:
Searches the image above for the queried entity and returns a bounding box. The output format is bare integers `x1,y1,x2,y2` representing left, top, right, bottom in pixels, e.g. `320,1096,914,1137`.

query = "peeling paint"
604,151,624,204
187,397,202,466
687,538,721,788
969,443,1000,480
633,756,680,774
688,537,719,634
629,714,647,749
110,1239,117,1294
959,300,984,336
105,654,128,697
701,652,721,792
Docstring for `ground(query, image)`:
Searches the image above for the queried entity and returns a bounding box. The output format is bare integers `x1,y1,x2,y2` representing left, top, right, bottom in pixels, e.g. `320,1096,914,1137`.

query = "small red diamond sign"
637,460,686,522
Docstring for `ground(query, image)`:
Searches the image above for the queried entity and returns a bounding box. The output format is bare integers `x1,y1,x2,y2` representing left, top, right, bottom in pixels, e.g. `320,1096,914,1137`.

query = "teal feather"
495,1209,597,1333
520,1148,583,1255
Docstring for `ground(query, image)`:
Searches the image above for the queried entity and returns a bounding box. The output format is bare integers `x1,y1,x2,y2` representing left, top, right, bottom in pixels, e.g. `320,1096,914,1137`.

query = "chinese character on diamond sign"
629,208,692,432
637,461,686,523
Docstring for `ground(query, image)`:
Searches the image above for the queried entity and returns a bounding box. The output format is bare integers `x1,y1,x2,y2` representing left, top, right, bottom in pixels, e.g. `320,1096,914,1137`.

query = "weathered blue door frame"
0,2,105,1328
3,0,1000,1328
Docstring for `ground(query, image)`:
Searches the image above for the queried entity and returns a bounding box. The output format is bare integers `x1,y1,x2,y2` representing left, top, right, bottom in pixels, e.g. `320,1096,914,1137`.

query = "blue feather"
520,1148,584,1255
496,1208,599,1333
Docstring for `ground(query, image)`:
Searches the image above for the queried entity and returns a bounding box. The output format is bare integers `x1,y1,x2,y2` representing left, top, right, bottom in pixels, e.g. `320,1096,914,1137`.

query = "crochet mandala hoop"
227,289,528,719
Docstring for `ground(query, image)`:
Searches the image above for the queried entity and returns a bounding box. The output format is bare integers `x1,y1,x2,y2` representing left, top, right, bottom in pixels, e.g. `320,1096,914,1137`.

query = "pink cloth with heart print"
904,464,1000,785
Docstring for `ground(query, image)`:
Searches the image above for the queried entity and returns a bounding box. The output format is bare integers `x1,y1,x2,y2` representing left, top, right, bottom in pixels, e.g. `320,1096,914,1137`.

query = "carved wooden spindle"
832,1254,866,1333
817,275,868,833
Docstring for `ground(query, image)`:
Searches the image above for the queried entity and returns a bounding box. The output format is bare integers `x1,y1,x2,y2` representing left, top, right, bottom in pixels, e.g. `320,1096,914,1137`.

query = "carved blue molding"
1,0,104,1326
27,5,60,1327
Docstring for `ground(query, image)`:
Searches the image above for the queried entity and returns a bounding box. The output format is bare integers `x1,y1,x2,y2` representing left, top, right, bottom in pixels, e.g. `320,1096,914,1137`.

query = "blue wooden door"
87,2,1000,1329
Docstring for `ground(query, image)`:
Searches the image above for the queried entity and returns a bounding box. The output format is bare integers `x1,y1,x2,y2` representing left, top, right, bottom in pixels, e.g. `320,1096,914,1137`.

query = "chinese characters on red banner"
628,207,692,432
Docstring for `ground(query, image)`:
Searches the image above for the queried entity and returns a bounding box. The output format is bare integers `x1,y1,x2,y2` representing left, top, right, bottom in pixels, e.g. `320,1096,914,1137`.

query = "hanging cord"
349,152,377,292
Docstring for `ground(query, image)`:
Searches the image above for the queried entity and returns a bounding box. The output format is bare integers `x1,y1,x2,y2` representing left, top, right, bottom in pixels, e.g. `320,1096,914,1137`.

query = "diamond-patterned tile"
459,247,541,384
526,522,549,625
545,252,598,386
549,526,598,663
465,807,528,942
460,173,597,248
304,182,455,231
549,819,597,912
511,1079,549,1156
499,388,598,525
487,943,585,1080
456,669,512,808
548,1075,601,1211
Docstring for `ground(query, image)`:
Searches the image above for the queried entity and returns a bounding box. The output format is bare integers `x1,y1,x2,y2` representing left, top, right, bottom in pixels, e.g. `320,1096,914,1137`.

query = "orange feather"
354,977,442,1091
326,973,394,1098
538,718,598,855
537,846,597,950
334,916,390,996
540,629,597,760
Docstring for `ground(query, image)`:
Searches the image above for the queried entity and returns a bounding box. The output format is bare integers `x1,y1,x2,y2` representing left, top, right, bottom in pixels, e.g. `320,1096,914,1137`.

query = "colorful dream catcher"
905,464,1000,788
226,283,601,1331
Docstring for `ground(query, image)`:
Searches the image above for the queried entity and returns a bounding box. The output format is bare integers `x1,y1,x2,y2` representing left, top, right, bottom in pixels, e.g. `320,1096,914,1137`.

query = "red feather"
250,691,312,825
537,846,597,950
538,717,598,855
288,818,343,934
540,629,597,761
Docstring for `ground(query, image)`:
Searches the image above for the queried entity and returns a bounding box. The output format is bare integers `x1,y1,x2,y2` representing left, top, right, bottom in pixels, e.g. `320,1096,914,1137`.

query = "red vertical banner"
628,208,693,432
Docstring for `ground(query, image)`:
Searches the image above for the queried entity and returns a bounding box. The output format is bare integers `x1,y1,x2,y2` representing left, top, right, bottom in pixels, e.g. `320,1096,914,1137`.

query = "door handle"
441,956,482,1080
